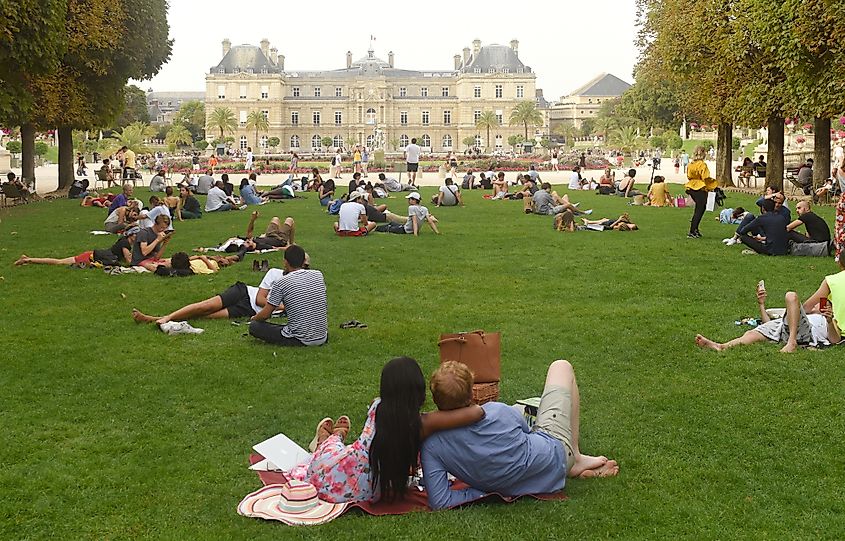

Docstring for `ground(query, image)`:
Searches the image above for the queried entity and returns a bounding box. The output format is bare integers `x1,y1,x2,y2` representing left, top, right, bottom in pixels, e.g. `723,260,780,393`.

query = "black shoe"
261,259,269,272
687,233,699,239
252,260,260,272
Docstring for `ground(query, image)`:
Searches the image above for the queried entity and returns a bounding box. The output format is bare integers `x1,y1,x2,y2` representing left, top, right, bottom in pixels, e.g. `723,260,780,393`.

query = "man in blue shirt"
738,198,789,255
421,360,618,510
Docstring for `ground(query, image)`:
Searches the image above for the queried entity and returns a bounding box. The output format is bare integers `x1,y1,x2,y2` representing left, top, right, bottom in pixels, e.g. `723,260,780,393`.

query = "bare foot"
333,415,350,441
14,255,29,266
568,454,608,478
250,210,259,220
695,334,724,351
780,341,798,353
576,459,619,478
131,309,159,323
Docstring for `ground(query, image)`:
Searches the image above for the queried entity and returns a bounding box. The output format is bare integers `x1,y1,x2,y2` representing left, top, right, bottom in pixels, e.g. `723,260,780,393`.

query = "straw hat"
237,481,348,526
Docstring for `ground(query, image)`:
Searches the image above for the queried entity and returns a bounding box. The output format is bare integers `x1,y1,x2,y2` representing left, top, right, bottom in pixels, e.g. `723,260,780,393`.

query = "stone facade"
205,39,542,153
548,73,631,130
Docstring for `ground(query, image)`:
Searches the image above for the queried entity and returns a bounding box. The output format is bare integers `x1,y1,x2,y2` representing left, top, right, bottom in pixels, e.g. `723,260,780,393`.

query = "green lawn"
1,186,843,540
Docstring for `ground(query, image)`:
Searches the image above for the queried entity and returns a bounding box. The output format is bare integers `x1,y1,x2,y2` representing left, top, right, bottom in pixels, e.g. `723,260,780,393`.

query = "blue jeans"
210,203,232,212
320,196,331,206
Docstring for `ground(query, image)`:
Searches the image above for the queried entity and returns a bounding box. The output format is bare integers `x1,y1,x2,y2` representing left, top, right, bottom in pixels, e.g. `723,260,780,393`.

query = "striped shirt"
266,269,328,345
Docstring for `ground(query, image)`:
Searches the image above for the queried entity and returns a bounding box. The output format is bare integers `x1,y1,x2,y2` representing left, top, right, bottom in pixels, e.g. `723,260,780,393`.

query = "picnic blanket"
248,453,566,516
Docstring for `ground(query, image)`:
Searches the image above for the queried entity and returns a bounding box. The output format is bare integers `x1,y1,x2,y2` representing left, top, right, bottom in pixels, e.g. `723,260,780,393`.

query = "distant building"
204,38,545,153
548,73,631,131
146,91,205,124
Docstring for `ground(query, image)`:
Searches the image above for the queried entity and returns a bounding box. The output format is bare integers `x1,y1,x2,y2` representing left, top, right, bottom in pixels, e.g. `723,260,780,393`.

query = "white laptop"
250,433,310,472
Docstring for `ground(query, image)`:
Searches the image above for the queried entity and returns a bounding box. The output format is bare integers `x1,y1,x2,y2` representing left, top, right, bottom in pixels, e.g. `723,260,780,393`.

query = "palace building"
205,38,543,153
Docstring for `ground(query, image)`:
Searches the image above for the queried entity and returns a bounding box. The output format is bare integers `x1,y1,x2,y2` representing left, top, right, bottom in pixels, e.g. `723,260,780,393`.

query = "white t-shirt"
247,268,286,314
334,152,342,165
246,151,254,164
139,205,173,231
439,185,459,206
405,144,421,164
205,186,229,211
338,201,365,231
405,204,430,233
568,171,582,190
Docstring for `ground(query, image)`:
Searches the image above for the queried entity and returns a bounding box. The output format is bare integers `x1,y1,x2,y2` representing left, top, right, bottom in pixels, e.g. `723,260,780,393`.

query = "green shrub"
34,141,49,157
5,141,22,154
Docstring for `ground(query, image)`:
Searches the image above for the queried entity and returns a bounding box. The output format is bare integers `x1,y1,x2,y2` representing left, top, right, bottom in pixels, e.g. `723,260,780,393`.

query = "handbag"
437,330,500,383
675,195,686,207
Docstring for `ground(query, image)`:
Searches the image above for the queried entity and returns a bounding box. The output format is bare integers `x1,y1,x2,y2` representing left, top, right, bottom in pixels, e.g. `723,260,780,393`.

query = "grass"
1,184,843,540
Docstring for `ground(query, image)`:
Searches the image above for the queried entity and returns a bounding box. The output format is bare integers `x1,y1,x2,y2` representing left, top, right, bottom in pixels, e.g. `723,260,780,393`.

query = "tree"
475,111,499,151
321,136,333,150
462,136,476,151
509,100,543,140
267,136,280,152
5,141,22,155
112,122,155,153
610,126,642,154
164,123,192,150
245,110,269,150
649,135,665,150
507,134,524,151
389,137,401,151
553,124,579,146
115,84,149,128
173,100,205,140
208,107,237,139
344,135,357,149
193,139,209,150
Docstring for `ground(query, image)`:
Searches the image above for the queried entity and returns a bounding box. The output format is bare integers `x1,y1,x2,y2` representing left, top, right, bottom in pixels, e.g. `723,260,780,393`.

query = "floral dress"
287,398,380,503
836,192,845,262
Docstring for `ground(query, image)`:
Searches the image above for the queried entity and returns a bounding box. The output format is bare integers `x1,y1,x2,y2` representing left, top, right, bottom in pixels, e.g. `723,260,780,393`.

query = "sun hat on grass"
238,481,348,526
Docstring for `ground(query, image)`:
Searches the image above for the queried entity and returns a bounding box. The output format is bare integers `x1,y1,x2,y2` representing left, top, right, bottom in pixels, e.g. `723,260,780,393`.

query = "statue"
372,126,385,151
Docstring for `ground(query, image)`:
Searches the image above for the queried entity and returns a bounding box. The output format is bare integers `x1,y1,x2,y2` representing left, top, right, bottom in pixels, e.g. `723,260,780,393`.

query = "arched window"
333,135,343,149
474,134,482,148
400,134,409,148
421,134,431,148
442,134,453,149
365,108,377,125
239,135,248,149
290,135,300,149
366,135,375,148
260,135,269,149
312,134,322,150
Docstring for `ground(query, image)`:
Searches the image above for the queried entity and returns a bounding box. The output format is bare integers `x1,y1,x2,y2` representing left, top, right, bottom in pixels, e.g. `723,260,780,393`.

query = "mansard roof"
462,44,526,72
568,73,631,97
213,45,279,74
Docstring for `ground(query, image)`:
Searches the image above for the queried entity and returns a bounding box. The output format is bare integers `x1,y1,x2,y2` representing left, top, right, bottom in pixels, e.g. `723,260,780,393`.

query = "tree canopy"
115,84,150,128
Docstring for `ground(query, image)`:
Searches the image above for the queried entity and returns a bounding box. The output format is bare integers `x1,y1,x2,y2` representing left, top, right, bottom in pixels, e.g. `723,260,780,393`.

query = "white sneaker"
239,205,248,210
722,238,732,244
159,321,204,335
726,238,738,246
583,209,593,215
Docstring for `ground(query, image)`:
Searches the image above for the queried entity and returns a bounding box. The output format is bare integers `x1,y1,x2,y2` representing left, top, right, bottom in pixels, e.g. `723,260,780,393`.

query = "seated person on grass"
15,227,138,267
348,172,366,195
239,178,268,206
196,169,215,195
249,245,328,347
176,186,202,220
130,214,173,271
421,360,619,511
162,186,180,217
206,181,245,212
334,191,376,236
617,169,642,197
786,201,831,245
104,204,140,234
695,275,842,353
568,166,584,190
647,176,672,207
736,199,789,255
432,178,464,207
108,183,134,214
362,199,406,226
318,173,335,206
132,258,292,325
598,167,616,194
526,183,592,216
512,174,538,200
378,172,414,192
375,192,440,235
462,169,477,190
149,169,167,193
138,196,174,231
491,172,509,199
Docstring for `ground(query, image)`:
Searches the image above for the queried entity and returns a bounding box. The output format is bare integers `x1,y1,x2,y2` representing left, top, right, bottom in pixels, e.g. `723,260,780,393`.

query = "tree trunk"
813,117,831,189
57,126,74,190
20,123,36,186
716,122,734,187
767,115,785,191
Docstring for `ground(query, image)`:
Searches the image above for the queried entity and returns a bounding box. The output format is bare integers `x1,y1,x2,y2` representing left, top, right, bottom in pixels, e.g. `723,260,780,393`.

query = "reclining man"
421,360,618,510
526,182,592,216
695,260,844,353
202,211,295,255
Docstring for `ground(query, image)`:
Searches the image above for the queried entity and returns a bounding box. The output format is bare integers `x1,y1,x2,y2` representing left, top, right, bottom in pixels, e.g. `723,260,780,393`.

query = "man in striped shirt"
249,245,328,346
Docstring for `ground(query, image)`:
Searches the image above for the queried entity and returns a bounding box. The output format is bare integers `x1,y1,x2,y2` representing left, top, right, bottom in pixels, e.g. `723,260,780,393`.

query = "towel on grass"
248,453,565,516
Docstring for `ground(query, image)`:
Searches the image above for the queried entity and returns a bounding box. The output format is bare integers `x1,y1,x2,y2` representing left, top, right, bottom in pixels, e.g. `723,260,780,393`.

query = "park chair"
1,182,27,207
94,167,111,190
785,167,805,196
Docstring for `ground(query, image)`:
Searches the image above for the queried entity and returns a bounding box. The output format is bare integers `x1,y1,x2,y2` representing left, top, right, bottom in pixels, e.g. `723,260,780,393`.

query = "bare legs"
132,296,228,325
780,291,801,353
544,360,619,479
14,255,76,266
695,331,767,351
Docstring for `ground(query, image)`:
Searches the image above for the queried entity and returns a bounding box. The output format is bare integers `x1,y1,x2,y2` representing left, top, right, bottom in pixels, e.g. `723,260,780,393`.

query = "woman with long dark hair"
285,357,482,503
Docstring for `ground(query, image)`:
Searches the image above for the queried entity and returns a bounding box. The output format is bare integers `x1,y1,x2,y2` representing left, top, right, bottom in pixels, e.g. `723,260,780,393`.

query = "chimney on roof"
463,47,470,66
453,54,462,70
270,47,278,65
510,39,519,57
472,39,481,57
278,54,285,71
260,38,270,59
346,51,353,69
222,38,231,57
388,51,394,68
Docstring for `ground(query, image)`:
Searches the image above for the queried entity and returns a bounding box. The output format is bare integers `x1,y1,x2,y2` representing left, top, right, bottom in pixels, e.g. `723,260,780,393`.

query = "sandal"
333,415,350,442
340,320,359,329
308,417,334,452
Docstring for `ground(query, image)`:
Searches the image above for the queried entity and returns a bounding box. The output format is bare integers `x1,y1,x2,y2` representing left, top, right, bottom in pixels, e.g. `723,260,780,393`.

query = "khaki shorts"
264,221,292,245
534,385,575,472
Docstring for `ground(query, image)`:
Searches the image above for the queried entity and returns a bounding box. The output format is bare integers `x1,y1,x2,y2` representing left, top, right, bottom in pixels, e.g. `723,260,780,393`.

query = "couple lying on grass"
289,357,617,510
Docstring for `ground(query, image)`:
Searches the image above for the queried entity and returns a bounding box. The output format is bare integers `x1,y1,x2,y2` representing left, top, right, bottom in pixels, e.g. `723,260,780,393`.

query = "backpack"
331,157,337,166
91,249,120,267
789,241,831,257
328,199,343,215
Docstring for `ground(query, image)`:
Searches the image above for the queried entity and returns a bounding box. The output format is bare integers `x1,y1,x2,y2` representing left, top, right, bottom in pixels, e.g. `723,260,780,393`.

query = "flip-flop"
308,417,334,452
354,321,368,329
339,320,358,329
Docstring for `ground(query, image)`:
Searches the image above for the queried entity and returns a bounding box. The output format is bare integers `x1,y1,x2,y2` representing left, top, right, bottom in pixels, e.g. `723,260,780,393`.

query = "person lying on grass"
579,213,639,231
15,227,138,267
155,250,250,276
131,253,307,324
196,211,295,255
285,356,484,504
420,360,619,511
375,192,440,236
525,183,592,216
695,269,844,353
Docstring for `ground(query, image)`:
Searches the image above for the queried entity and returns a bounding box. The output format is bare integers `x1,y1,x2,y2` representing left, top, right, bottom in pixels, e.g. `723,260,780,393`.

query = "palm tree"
208,107,237,140
593,116,616,141
245,110,270,149
165,123,192,150
610,126,642,154
509,100,543,140
553,123,579,146
111,122,155,153
475,111,499,152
